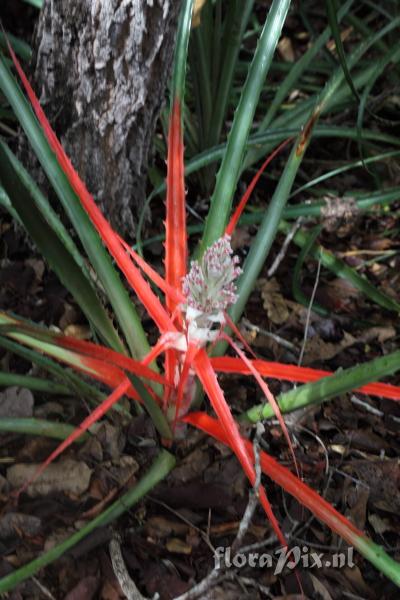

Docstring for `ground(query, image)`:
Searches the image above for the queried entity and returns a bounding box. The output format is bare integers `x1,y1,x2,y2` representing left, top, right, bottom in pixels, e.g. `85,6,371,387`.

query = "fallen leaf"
154,481,232,510
346,485,369,530
259,278,290,325
0,387,34,418
366,237,394,251
320,194,358,234
278,36,295,61
368,513,393,535
59,302,81,331
302,331,356,365
347,459,400,513
166,537,192,554
192,0,208,28
64,575,100,600
318,278,361,312
230,227,251,250
341,564,371,597
146,516,188,539
0,512,41,540
170,447,210,483
64,324,92,340
100,579,124,600
96,423,125,461
106,455,139,487
359,326,396,344
326,26,354,52
309,574,333,600
7,459,92,498
25,258,45,282
34,401,65,419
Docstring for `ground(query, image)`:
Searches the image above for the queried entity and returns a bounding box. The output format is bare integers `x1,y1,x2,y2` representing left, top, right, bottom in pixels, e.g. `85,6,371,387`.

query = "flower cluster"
182,235,242,313
182,235,242,344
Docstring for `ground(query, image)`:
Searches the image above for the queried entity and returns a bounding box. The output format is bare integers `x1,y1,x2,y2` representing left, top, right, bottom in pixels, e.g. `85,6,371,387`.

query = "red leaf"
118,235,185,306
192,349,287,548
54,333,166,385
164,99,187,408
18,378,131,497
225,138,292,237
165,99,187,314
221,332,299,477
211,356,400,400
7,42,175,335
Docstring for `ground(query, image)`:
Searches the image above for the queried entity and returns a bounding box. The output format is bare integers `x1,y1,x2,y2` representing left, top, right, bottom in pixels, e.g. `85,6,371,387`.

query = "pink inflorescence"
182,235,242,314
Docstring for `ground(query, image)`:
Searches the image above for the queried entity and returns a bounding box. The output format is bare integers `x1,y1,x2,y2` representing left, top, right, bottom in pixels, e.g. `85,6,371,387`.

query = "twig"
242,318,299,354
109,534,157,600
238,533,277,554
232,422,264,553
267,218,303,277
297,255,322,367
350,395,383,417
173,424,265,600
237,576,273,598
173,569,228,600
297,425,329,476
148,496,216,554
32,577,57,600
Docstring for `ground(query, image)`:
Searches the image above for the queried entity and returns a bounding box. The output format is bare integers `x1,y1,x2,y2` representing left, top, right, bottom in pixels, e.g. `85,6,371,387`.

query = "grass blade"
0,336,115,409
0,418,87,442
242,349,400,422
325,0,359,102
214,15,400,357
198,0,291,256
255,0,353,133
0,31,32,62
279,220,400,313
207,0,255,150
0,372,69,395
0,313,142,400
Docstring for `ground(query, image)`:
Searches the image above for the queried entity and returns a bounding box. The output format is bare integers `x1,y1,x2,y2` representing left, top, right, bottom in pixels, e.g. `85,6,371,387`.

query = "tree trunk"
30,0,180,235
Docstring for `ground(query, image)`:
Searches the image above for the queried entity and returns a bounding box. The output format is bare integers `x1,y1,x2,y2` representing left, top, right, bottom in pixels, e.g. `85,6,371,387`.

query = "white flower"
182,235,241,344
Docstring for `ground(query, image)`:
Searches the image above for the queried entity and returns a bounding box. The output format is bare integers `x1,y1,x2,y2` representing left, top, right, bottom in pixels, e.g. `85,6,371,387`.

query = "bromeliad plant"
0,0,400,592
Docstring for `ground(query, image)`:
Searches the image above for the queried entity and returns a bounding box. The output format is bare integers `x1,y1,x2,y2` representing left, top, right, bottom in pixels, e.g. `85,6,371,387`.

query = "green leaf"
22,0,43,8
213,14,400,357
280,220,400,314
0,142,123,350
207,0,255,149
0,372,69,394
197,0,291,256
242,349,400,422
0,53,150,360
171,0,195,104
325,0,359,102
0,335,129,416
0,31,32,62
256,0,354,133
0,417,87,441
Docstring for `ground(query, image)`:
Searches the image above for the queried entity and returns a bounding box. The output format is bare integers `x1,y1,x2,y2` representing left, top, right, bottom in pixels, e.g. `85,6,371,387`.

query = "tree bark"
30,0,180,235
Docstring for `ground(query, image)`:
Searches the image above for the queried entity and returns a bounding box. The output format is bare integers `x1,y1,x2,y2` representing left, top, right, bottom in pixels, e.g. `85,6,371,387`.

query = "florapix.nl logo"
214,546,355,575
